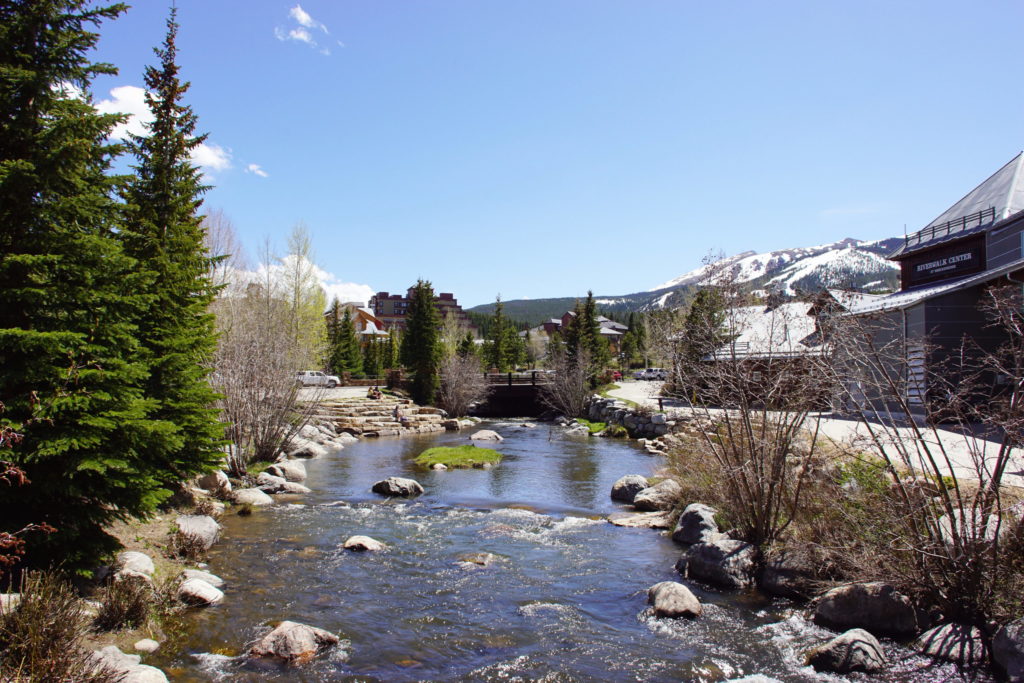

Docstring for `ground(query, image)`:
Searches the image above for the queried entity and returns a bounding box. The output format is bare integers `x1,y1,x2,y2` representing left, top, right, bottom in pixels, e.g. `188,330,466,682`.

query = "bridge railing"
484,371,552,386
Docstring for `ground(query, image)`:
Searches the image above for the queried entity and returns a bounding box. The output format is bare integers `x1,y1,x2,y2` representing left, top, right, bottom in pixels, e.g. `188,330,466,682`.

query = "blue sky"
92,1,1024,307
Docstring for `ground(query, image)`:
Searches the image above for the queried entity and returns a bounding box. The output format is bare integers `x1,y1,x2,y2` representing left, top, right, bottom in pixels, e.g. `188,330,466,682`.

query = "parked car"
636,368,667,381
295,370,340,388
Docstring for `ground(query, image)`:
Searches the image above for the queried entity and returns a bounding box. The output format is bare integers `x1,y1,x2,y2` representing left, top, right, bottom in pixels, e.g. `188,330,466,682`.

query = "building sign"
907,244,984,285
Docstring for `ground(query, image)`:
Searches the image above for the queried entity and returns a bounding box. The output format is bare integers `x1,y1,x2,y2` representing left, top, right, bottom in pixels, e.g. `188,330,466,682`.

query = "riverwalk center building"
844,151,1024,409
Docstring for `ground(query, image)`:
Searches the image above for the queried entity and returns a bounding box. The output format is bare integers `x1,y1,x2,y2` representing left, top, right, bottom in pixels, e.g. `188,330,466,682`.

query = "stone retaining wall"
586,396,674,438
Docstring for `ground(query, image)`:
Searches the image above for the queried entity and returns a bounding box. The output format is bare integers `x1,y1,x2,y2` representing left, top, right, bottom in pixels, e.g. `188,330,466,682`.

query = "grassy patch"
574,419,607,434
415,445,502,468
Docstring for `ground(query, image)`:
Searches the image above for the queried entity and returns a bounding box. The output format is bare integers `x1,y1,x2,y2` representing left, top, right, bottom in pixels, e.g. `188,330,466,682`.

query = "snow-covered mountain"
468,236,903,322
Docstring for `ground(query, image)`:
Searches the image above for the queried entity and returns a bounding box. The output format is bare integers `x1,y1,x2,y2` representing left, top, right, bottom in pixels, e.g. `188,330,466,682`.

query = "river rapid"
154,421,981,682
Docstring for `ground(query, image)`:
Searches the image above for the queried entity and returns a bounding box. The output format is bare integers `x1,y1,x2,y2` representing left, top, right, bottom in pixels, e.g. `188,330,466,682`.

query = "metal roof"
845,256,1024,314
890,152,1024,258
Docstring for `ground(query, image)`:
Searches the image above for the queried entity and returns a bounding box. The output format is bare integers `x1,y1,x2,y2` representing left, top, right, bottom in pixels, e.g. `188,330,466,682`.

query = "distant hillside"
467,237,903,324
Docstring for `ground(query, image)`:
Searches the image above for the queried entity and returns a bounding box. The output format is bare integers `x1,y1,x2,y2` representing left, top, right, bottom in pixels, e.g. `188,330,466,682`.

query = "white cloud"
234,256,374,308
275,4,335,54
246,163,269,178
95,85,151,139
190,142,232,174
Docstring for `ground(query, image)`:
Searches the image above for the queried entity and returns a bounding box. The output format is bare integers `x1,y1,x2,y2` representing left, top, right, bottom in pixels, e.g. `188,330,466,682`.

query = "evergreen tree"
457,331,477,359
682,288,729,361
362,338,383,377
0,1,174,570
333,309,362,375
487,296,507,371
120,8,223,490
581,290,611,370
400,280,441,404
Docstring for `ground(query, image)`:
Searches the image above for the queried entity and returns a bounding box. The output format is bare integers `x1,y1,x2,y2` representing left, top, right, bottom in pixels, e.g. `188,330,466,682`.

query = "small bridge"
475,371,551,417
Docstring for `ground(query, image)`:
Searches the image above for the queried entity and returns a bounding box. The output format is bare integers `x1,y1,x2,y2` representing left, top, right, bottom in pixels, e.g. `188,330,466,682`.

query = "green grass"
574,418,607,434
415,445,502,468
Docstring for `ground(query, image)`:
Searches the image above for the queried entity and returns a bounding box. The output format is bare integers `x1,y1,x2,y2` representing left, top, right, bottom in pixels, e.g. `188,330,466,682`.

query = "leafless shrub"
437,354,489,418
539,346,593,418
92,574,154,632
0,572,122,683
831,285,1024,625
166,531,207,563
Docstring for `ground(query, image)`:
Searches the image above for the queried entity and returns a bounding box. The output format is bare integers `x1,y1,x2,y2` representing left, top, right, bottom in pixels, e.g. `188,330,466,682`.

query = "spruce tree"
400,280,441,405
487,296,507,371
0,1,174,570
331,308,362,376
119,8,223,489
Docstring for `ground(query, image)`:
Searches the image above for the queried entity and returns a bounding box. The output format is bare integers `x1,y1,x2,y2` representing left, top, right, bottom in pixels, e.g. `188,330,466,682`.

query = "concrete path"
606,381,1024,485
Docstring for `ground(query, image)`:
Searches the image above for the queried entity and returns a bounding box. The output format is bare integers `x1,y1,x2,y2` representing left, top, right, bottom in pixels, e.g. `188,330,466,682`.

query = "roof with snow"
709,302,820,359
891,152,1024,259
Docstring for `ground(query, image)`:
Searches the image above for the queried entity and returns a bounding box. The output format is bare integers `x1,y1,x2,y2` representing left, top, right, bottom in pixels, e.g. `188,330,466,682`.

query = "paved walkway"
606,381,1024,485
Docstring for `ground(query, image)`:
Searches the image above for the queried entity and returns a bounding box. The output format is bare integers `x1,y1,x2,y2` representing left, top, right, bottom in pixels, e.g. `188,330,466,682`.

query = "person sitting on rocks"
367,387,382,400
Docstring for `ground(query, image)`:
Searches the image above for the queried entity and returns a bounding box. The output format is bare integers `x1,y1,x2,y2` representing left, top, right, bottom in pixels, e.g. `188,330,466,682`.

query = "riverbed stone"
806,628,887,674
233,488,274,506
914,623,987,665
287,438,329,459
432,463,448,471
196,470,231,498
758,549,819,600
177,578,224,606
343,535,387,552
249,620,341,662
456,552,499,568
257,472,289,493
175,515,220,552
607,511,673,529
280,481,312,494
0,593,21,612
134,638,159,654
813,582,918,638
647,581,702,619
371,476,424,497
91,645,168,683
115,551,155,577
632,479,683,512
994,618,1024,681
671,503,719,545
470,429,503,442
267,460,307,482
610,475,649,503
650,413,668,425
335,432,358,444
679,539,758,589
182,568,224,588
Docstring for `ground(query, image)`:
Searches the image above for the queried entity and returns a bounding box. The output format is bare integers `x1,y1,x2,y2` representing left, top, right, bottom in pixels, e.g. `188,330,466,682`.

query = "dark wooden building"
847,152,1024,409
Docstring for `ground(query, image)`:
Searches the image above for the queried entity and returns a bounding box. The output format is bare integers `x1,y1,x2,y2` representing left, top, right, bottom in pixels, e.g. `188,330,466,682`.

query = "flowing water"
156,421,982,682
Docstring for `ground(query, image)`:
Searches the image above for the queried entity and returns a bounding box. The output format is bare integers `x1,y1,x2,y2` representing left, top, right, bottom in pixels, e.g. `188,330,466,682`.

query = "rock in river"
175,515,220,552
91,645,168,683
371,476,424,497
343,535,387,552
182,568,225,589
806,628,887,674
678,539,758,589
470,429,503,442
249,620,341,663
915,622,987,665
177,578,224,606
607,511,673,529
813,582,918,638
632,479,683,511
233,488,274,506
647,581,702,619
994,617,1024,682
610,475,649,504
671,503,719,545
267,460,307,482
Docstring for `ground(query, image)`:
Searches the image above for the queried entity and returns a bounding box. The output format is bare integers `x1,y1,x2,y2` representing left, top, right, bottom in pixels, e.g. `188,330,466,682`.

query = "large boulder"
671,503,719,545
610,475,649,504
470,429,503,442
806,629,887,674
993,618,1024,681
647,581,702,619
182,569,224,589
267,460,307,483
678,539,758,589
257,472,289,493
249,620,341,663
91,645,168,683
758,549,819,600
343,535,387,552
175,515,220,552
813,582,918,638
632,479,683,512
280,481,312,494
287,438,329,459
371,477,424,497
914,623,987,665
115,551,155,578
233,488,274,506
196,470,231,498
177,578,224,606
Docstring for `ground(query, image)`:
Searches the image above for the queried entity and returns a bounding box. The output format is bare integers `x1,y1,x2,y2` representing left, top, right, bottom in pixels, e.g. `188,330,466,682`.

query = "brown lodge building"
369,288,476,333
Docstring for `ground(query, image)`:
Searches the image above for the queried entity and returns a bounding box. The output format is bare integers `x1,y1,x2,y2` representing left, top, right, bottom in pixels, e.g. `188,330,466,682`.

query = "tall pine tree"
0,1,176,570
326,299,362,376
400,280,441,405
487,296,507,371
120,8,223,489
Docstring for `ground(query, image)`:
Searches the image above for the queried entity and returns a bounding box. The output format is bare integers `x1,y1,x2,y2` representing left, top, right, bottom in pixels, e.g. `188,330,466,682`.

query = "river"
154,420,980,682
